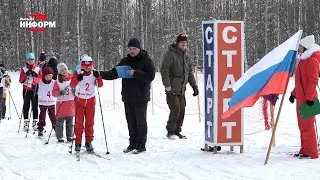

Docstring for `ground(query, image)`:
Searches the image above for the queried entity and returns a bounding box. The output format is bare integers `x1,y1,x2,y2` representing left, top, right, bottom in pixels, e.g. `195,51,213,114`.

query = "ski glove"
26,69,33,76
306,100,314,106
77,73,83,81
165,87,171,92
60,90,67,95
71,88,76,95
31,71,38,77
289,95,295,103
192,86,199,96
93,70,100,78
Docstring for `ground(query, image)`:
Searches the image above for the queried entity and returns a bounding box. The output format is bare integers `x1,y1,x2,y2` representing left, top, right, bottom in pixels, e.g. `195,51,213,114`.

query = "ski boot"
74,144,81,152
23,119,29,132
132,143,146,154
32,119,39,131
85,143,94,152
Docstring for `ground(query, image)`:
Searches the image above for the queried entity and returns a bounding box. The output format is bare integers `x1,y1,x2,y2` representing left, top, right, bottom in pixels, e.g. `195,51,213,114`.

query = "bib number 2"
85,83,90,91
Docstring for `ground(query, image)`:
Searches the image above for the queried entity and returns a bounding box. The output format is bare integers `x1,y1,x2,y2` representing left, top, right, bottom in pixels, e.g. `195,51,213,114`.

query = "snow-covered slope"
1,72,320,180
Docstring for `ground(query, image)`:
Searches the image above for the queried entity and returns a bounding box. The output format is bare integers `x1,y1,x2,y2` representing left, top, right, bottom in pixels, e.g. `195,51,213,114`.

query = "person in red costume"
19,52,42,132
70,55,103,152
290,35,320,159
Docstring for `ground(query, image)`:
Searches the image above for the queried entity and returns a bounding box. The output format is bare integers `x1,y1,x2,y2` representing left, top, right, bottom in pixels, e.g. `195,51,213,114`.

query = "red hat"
42,67,54,76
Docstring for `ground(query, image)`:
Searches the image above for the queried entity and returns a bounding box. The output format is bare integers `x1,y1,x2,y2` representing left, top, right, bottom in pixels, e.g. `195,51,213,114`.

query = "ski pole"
69,88,81,154
18,76,30,133
45,99,64,144
9,90,21,119
96,78,110,154
8,89,11,119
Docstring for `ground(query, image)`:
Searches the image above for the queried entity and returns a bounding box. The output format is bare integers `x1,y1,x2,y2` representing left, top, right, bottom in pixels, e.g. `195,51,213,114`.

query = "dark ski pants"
22,89,38,120
0,98,6,119
124,102,148,147
166,93,186,134
56,116,74,140
38,105,56,132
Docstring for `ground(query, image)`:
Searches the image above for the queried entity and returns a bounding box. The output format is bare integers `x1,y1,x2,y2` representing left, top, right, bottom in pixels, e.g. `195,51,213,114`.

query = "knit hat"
39,51,46,62
176,34,188,44
128,38,141,49
42,67,54,77
26,52,35,60
81,55,93,67
300,35,315,49
57,63,68,74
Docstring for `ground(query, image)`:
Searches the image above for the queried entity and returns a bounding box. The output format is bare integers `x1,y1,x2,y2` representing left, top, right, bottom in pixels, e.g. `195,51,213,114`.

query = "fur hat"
42,67,54,77
300,35,315,49
57,63,68,74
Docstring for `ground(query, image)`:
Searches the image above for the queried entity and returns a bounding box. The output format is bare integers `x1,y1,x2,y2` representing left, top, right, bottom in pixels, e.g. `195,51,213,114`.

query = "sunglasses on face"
181,34,188,37
26,59,34,61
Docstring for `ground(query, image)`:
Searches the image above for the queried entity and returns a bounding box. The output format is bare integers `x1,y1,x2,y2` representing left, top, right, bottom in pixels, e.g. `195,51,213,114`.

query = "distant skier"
53,63,75,143
1,70,11,120
19,52,42,132
290,35,320,159
70,55,103,152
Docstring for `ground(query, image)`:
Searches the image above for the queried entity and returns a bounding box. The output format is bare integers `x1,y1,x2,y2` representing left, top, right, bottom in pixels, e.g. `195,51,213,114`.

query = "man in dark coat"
99,38,155,154
160,34,199,139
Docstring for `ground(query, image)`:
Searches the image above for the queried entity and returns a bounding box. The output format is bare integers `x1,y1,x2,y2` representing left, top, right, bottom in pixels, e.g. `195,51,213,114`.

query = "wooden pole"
195,66,201,123
264,91,287,165
271,104,275,147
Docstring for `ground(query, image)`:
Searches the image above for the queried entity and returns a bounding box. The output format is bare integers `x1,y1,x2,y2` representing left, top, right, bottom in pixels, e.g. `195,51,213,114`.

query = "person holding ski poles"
19,52,42,132
53,63,75,143
70,55,103,152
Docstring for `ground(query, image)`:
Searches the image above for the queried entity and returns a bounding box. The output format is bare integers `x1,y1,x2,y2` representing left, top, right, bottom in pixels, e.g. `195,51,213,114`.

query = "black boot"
133,143,146,154
123,143,135,153
175,132,187,139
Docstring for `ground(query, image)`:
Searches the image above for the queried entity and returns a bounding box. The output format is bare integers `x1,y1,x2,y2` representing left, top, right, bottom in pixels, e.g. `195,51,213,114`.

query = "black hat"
176,34,188,43
128,38,141,49
39,51,46,62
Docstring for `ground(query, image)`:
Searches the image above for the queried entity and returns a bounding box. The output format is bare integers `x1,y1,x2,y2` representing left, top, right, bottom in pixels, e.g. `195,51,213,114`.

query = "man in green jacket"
160,34,199,139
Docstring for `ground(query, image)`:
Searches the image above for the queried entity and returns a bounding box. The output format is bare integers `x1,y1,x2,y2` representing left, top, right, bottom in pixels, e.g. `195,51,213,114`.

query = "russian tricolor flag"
222,30,302,119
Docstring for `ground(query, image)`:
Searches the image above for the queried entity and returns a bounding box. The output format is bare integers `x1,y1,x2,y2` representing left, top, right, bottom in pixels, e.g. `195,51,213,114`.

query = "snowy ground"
1,72,320,180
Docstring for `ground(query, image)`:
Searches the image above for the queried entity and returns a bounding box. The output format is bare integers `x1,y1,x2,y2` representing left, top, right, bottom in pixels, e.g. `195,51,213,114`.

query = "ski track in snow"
1,72,320,180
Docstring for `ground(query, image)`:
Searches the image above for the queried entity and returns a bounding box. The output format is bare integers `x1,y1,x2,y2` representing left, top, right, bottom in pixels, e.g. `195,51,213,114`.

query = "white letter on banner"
222,122,236,139
207,121,212,138
223,26,237,44
222,74,236,91
223,98,231,113
205,26,213,44
206,51,213,67
206,74,213,91
206,97,213,114
222,50,237,67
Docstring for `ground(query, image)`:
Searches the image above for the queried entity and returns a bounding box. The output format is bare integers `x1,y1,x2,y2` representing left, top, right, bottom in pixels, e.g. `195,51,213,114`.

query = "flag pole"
264,78,290,165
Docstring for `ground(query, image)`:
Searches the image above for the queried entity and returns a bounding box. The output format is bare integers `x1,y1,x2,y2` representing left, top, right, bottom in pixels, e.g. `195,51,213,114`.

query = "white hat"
300,35,315,49
81,55,92,62
57,63,68,74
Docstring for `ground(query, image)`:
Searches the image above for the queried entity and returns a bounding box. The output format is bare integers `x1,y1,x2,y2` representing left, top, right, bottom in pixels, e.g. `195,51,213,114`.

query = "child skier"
70,55,103,152
1,71,11,119
19,52,42,132
37,67,57,136
53,63,75,143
